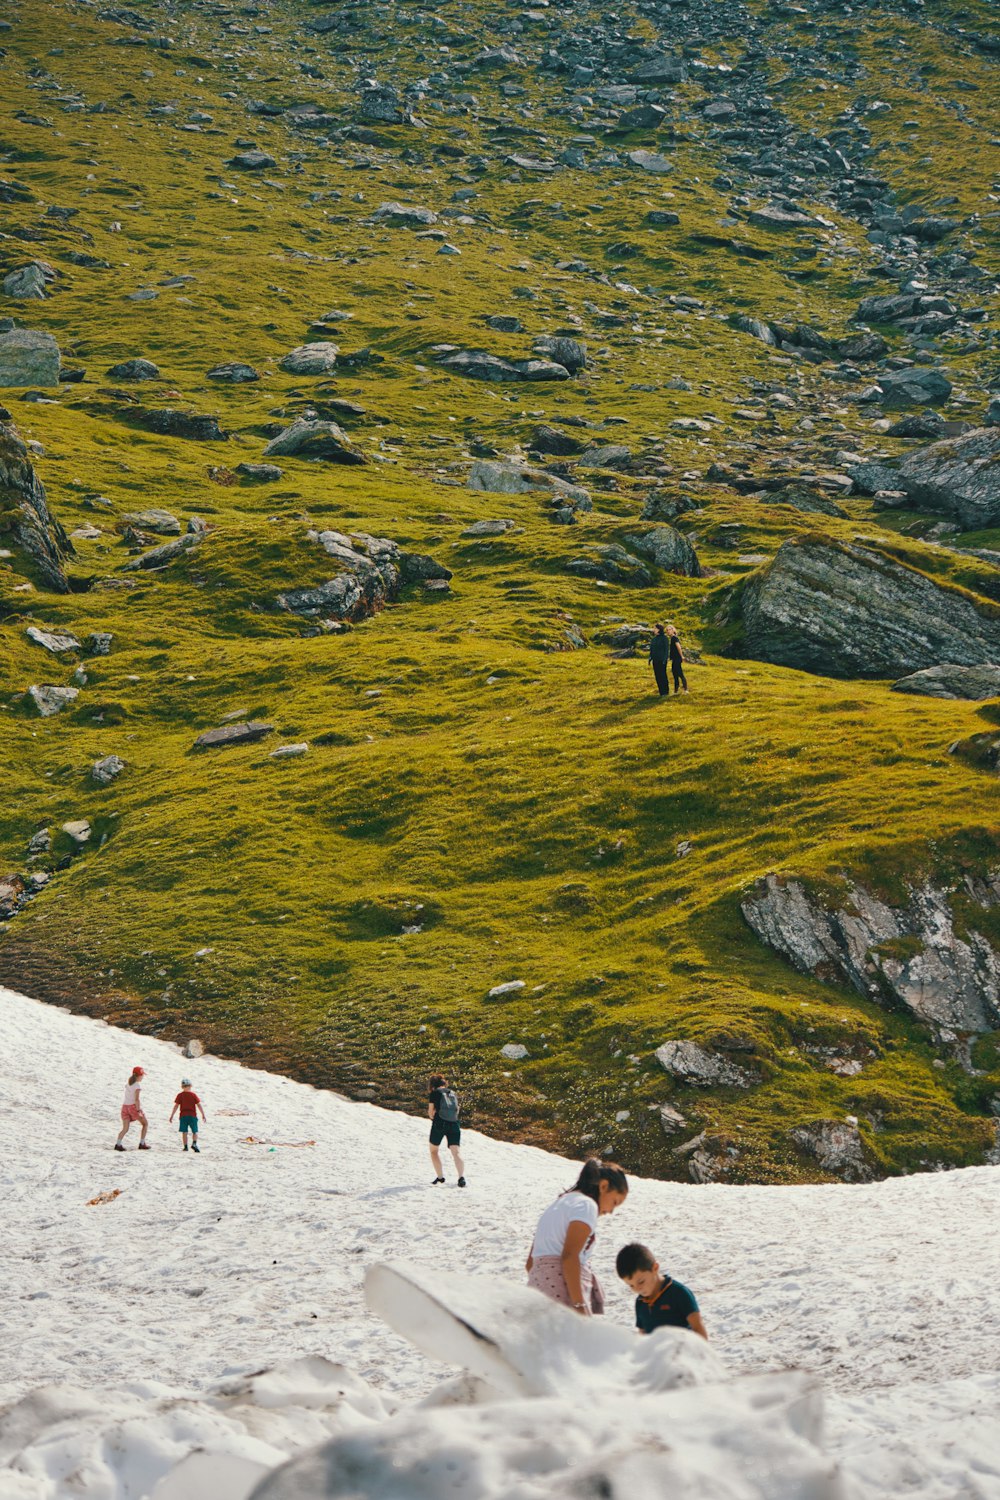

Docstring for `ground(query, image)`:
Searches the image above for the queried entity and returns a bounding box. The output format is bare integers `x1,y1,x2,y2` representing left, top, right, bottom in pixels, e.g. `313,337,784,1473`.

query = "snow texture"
0,986,998,1500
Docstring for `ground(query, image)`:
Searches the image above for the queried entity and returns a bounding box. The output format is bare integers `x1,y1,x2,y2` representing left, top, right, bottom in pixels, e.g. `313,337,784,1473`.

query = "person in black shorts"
428,1072,466,1187
616,1242,707,1338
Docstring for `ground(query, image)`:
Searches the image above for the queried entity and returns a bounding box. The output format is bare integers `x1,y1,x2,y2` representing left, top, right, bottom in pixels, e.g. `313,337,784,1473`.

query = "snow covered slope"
1,985,998,1499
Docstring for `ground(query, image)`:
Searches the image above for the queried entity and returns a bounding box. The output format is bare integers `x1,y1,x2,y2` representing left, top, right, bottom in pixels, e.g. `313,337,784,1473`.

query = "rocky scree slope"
0,0,998,1182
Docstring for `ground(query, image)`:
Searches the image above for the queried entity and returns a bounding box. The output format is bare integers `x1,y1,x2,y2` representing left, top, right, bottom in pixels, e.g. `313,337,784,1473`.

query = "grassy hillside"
1,0,998,1180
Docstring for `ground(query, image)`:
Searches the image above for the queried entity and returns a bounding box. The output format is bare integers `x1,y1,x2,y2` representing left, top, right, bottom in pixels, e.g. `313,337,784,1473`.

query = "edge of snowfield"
0,985,997,1500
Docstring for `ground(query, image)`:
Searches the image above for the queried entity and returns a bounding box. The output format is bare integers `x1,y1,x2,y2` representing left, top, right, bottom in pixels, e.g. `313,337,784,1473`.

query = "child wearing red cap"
115,1067,150,1151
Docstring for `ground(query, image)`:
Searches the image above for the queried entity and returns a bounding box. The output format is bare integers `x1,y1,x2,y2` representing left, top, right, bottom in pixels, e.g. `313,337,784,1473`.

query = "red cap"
132,1065,145,1076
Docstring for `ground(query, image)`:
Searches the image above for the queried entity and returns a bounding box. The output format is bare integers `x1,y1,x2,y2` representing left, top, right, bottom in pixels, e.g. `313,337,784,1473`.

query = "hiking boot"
431,1176,445,1184
192,1144,200,1153
457,1177,467,1188
114,1143,125,1152
137,1142,151,1151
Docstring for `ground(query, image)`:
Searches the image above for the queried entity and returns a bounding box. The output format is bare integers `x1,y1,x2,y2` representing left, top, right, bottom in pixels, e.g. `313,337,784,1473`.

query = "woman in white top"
526,1159,628,1315
115,1066,150,1151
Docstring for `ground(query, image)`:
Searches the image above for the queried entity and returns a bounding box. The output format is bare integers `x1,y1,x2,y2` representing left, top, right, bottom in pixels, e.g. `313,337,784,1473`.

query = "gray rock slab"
193,721,274,750
892,664,1000,699
92,754,126,785
0,328,60,386
26,625,80,653
280,343,339,376
28,683,79,716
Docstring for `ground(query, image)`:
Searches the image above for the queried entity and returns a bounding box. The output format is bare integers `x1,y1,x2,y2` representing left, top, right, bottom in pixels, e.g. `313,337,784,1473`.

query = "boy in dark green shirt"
616,1242,708,1339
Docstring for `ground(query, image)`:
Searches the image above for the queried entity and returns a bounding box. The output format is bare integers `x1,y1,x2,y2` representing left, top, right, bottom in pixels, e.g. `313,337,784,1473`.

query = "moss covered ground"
1,0,998,1179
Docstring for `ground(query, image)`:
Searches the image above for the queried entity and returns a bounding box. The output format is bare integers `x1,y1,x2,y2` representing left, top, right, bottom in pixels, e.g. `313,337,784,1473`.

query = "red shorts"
121,1104,143,1123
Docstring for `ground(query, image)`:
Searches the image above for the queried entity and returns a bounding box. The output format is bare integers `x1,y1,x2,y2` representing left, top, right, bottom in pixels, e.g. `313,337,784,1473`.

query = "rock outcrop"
276,529,451,621
0,420,73,591
742,872,1000,1035
0,328,60,386
264,418,364,464
438,350,570,383
790,1121,872,1182
655,1039,756,1088
739,535,1000,678
623,525,703,577
895,428,1000,529
892,664,1000,700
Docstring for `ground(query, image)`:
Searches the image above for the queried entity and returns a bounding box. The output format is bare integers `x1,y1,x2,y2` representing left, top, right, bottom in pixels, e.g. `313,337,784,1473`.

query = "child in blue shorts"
169,1079,207,1152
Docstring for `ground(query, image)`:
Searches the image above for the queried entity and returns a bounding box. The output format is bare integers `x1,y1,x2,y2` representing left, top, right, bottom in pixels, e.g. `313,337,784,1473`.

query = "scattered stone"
487,979,526,1001
26,625,80,653
627,149,672,175
92,754,126,785
27,828,51,855
748,206,820,231
280,343,339,376
500,1043,529,1060
236,462,283,482
183,1038,205,1058
371,202,438,228
107,357,160,380
269,743,309,759
264,418,363,465
658,1104,688,1135
27,683,79,716
122,532,199,571
207,362,260,383
893,664,1000,700
228,150,277,170
193,721,274,750
790,1120,872,1182
120,407,226,442
468,459,590,508
3,264,50,300
462,519,516,537
876,368,952,409
61,819,91,844
531,335,587,373
87,632,113,655
439,350,569,383
655,1040,756,1088
0,329,61,387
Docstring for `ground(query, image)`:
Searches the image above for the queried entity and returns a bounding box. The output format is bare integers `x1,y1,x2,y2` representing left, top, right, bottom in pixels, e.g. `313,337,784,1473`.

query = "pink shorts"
121,1104,142,1123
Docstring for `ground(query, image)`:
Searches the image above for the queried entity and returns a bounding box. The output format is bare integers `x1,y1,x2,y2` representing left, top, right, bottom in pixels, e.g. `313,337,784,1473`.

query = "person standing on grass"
668,625,688,694
526,1159,628,1315
648,623,670,697
169,1078,207,1153
115,1066,150,1151
428,1073,466,1187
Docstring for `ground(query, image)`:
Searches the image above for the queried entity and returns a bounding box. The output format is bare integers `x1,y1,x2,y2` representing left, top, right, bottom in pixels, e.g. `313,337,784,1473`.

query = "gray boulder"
790,1121,871,1182
279,343,339,376
228,150,276,170
122,407,226,442
193,721,274,750
122,508,181,535
626,149,671,174
3,263,49,299
949,731,1000,776
892,664,1000,700
236,462,283,482
122,532,199,571
565,545,654,587
742,872,1000,1034
623,525,702,577
277,529,449,621
0,420,72,590
92,754,126,785
531,335,587,373
0,328,61,387
876,368,952,409
739,535,1000,678
462,519,516,537
749,207,820,230
26,625,80,653
576,445,631,470
372,202,438,228
630,53,686,84
655,1040,755,1089
468,458,590,509
264,418,363,465
28,683,79,716
894,428,1000,529
207,362,260,383
107,358,160,380
439,350,569,383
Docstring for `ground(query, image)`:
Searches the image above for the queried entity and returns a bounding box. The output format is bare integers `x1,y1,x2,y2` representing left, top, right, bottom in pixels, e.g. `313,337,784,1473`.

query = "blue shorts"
179,1115,199,1133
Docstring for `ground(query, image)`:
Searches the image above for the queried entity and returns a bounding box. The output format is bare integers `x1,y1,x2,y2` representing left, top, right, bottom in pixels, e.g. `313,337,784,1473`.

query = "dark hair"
655,623,665,634
571,1158,629,1205
429,1074,447,1089
616,1242,656,1279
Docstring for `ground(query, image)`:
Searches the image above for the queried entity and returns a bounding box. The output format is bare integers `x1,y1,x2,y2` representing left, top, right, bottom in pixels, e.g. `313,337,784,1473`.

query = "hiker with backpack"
428,1073,466,1187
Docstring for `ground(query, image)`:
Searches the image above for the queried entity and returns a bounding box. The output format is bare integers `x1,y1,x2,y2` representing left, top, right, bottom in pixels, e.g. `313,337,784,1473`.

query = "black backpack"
436,1087,460,1122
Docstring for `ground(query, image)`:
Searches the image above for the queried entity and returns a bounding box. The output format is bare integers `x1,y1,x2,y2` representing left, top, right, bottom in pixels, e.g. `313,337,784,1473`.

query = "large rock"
372,202,438,228
107,357,160,380
0,328,61,386
742,872,1000,1034
27,683,79,716
438,350,569,383
3,263,49,299
531,335,587,373
0,420,72,590
276,529,449,621
655,1040,755,1088
468,459,590,508
264,418,364,465
122,532,199,571
893,428,1000,528
279,343,339,376
564,545,654,587
893,664,1000,700
26,625,80,653
623,526,702,577
122,407,226,442
122,508,181,535
876,368,952,409
739,535,1000,678
193,721,274,750
92,754,126,785
790,1121,871,1183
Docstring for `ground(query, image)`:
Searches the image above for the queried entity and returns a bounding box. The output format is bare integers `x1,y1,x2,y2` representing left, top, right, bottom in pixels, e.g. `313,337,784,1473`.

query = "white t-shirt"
122,1081,141,1107
531,1191,598,1263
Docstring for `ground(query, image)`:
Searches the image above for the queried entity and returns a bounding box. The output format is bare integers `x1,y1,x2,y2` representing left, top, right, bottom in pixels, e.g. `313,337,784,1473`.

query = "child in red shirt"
169,1078,207,1152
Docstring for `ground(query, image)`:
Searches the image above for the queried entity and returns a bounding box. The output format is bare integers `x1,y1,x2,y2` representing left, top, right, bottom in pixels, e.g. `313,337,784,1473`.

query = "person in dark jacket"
648,624,670,696
667,626,688,694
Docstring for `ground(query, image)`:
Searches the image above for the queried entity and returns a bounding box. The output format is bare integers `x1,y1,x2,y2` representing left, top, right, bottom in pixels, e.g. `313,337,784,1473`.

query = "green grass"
0,0,998,1180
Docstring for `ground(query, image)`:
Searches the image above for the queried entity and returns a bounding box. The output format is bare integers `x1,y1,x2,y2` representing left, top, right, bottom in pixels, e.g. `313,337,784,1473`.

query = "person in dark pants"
667,626,688,694
648,624,670,696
